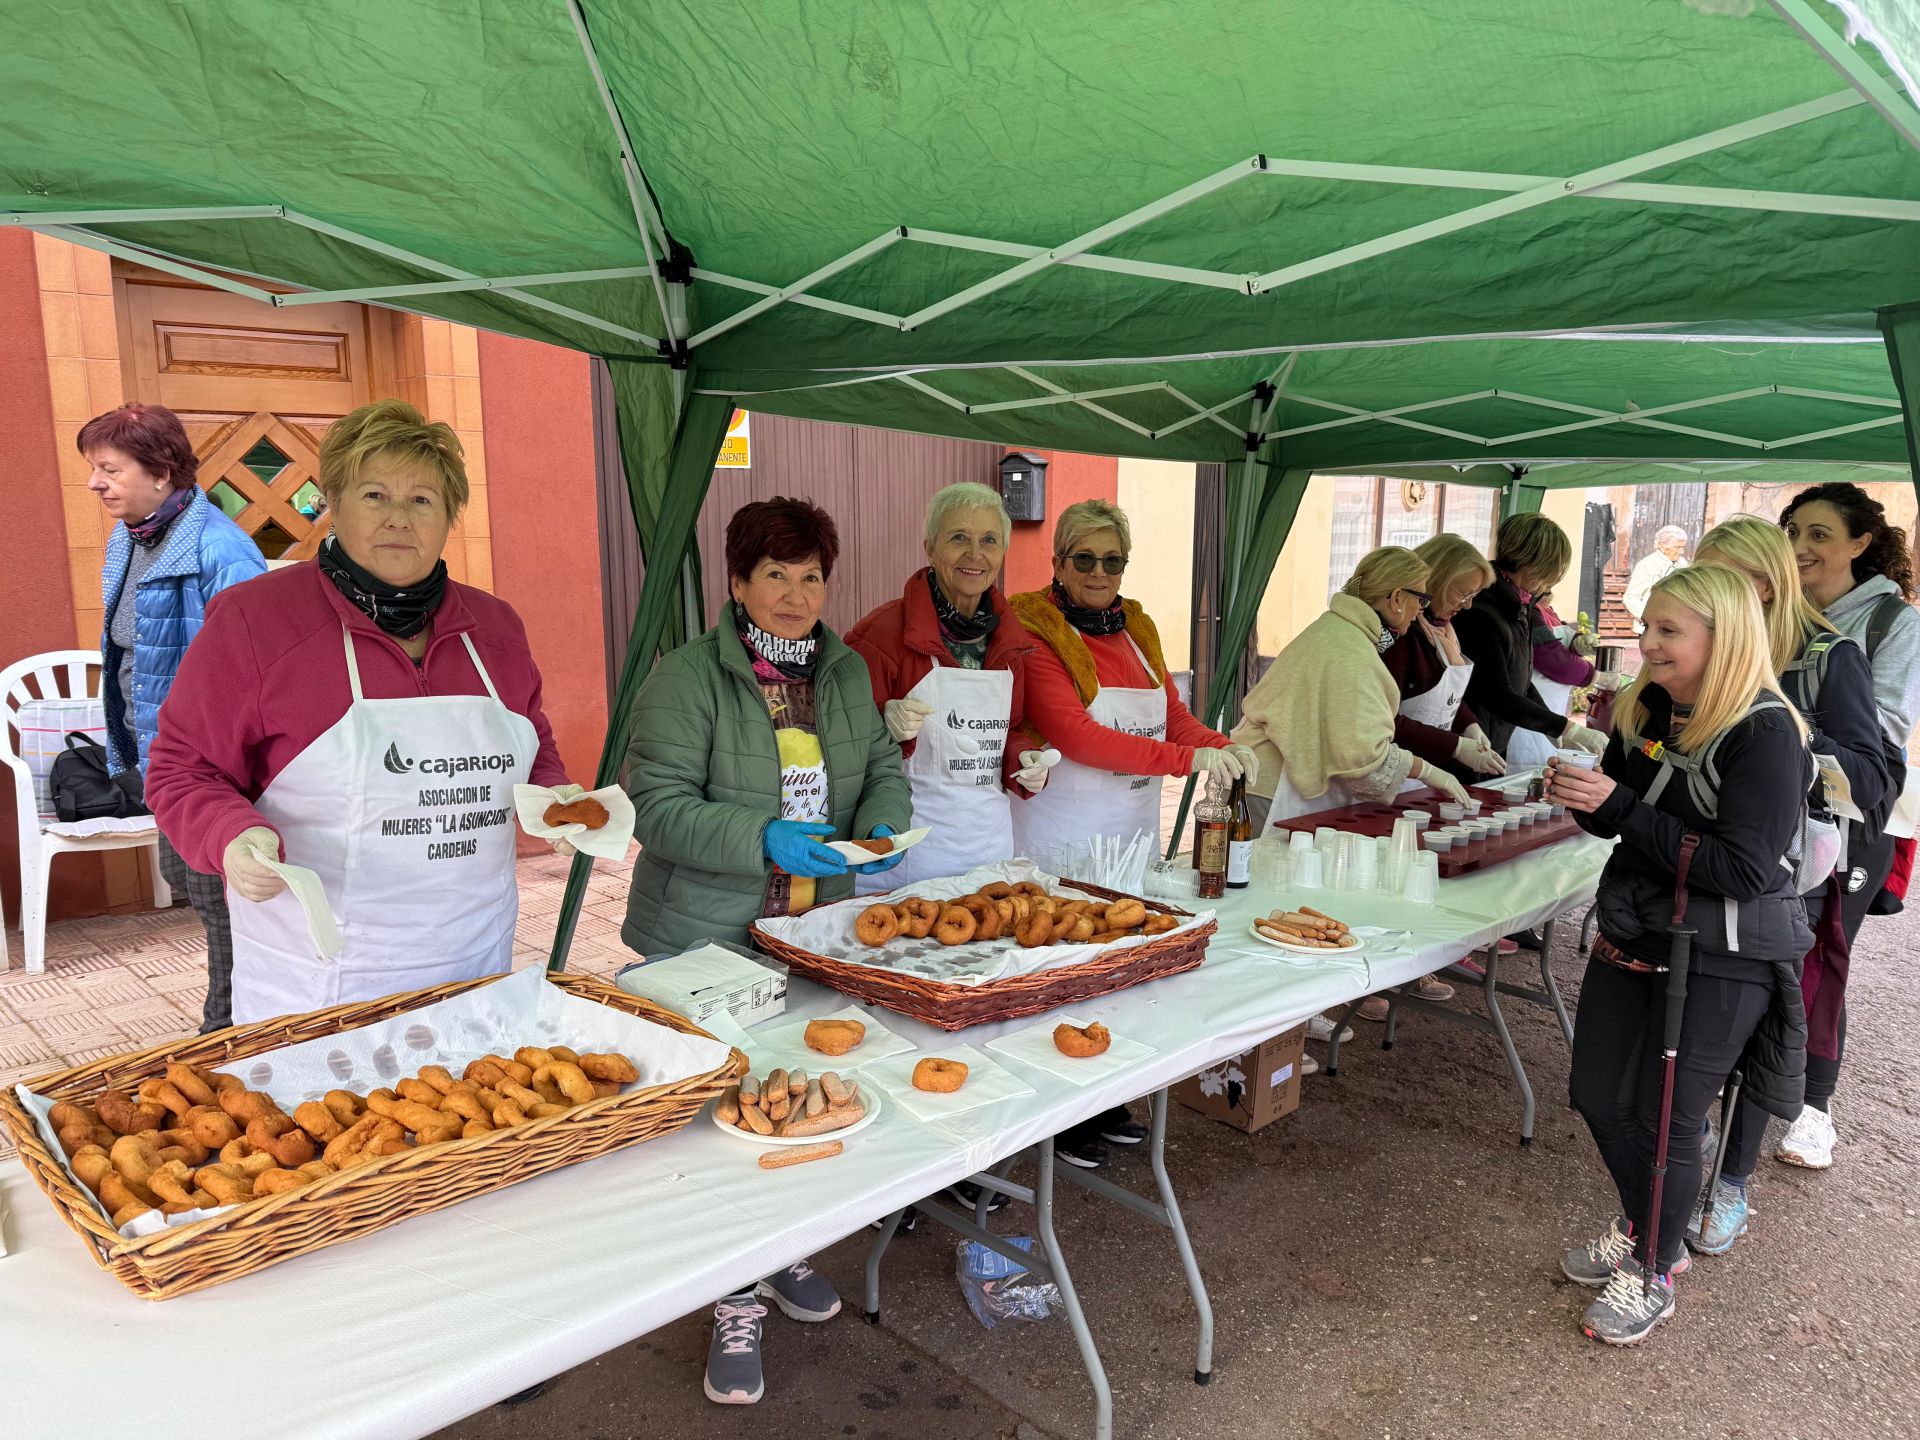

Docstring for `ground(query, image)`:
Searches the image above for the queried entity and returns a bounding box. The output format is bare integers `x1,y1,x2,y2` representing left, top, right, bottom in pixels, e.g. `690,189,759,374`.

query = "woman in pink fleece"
146,401,577,1024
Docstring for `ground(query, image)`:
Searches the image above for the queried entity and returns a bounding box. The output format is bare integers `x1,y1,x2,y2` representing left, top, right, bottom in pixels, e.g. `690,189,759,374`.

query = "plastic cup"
1557,748,1599,773
1391,816,1420,856
1403,809,1432,830
1332,832,1359,890
1422,833,1452,853
1437,803,1464,823
1314,826,1340,855
1462,798,1483,816
1405,851,1440,904
1289,828,1314,854
1352,841,1378,890
1293,847,1324,888
1461,820,1490,847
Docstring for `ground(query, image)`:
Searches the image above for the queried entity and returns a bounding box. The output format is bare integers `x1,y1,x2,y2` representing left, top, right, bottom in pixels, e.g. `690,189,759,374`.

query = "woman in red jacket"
146,400,582,1023
846,482,1040,890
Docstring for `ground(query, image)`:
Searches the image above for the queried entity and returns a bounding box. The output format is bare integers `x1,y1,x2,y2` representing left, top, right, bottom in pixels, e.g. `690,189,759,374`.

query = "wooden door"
116,268,376,559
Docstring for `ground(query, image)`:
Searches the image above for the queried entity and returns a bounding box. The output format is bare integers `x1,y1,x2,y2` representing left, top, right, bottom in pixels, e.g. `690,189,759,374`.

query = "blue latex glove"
853,822,908,875
763,819,848,878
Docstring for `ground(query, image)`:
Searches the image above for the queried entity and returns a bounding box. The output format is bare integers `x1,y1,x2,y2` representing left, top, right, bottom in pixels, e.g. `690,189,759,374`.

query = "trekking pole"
1642,832,1700,1298
1703,1067,1744,1200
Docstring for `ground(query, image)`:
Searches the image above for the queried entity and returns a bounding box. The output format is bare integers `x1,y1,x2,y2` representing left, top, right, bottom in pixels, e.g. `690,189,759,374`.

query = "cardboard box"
1172,1024,1306,1132
615,943,788,1032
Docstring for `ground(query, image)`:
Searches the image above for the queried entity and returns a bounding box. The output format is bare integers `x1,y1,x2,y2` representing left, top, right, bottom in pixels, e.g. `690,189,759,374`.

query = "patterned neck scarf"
927,568,998,646
318,534,447,639
1375,624,1396,654
734,603,820,682
1050,579,1126,636
126,485,195,549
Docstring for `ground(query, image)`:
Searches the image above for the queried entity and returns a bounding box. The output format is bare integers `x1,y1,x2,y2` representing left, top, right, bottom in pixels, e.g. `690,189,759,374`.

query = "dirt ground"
437,903,1920,1440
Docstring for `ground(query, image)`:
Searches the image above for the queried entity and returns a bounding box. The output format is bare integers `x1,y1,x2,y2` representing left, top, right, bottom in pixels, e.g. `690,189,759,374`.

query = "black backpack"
49,732,148,821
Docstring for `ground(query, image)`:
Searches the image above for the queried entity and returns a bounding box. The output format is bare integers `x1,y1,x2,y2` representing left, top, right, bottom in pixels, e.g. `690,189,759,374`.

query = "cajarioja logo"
382,742,515,778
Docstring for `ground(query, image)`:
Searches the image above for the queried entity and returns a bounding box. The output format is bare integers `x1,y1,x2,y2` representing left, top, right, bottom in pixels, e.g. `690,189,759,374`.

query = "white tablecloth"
0,836,1609,1440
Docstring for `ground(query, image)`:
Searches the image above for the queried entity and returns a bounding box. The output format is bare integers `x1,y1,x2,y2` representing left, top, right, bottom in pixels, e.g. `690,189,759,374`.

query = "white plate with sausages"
1248,920,1366,957
709,1081,885,1146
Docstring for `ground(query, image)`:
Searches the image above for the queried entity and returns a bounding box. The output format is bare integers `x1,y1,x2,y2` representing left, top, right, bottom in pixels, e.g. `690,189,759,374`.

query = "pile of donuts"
49,1046,640,1228
855,880,1180,950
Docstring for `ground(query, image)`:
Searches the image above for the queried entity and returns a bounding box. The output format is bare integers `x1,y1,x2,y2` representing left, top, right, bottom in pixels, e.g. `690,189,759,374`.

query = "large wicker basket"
751,880,1211,1030
0,973,746,1300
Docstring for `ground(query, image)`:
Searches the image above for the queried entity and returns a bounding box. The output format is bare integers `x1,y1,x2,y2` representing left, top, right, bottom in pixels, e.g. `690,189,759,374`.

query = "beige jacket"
1232,592,1411,801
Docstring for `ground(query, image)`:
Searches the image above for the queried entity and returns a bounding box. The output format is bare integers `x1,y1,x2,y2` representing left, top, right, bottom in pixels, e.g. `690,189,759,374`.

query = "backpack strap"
1865,591,1907,662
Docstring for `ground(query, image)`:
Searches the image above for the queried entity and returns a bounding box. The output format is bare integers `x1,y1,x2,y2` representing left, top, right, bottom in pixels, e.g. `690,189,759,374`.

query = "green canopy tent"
4,0,1918,959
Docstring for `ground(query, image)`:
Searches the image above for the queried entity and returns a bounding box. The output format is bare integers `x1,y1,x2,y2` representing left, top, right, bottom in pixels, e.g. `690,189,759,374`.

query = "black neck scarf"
318,534,447,640
927,569,999,647
126,485,195,549
734,603,820,682
1050,579,1127,636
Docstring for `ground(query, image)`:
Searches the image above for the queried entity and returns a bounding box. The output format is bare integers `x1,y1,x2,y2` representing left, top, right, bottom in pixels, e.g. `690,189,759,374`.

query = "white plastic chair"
2,649,172,973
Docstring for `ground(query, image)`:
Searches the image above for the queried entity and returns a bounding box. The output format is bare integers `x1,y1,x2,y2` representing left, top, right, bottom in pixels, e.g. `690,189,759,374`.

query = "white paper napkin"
744,1005,916,1073
824,826,931,865
984,1014,1155,1087
248,839,343,960
858,1042,1035,1122
512,783,636,859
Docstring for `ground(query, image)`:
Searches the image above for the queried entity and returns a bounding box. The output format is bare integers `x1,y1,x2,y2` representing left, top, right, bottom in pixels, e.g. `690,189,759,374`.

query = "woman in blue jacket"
82,403,264,1029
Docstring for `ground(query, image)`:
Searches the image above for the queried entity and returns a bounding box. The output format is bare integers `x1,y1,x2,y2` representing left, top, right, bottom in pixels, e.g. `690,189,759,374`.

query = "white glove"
1590,670,1624,692
884,697,935,743
1226,742,1260,789
1453,734,1507,776
1012,749,1051,795
1561,722,1608,755
1419,765,1470,806
1463,723,1491,747
1191,746,1250,783
222,825,288,903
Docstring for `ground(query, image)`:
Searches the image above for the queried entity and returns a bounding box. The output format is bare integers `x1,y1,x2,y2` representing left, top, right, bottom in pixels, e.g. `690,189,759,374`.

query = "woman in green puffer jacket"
621,495,911,959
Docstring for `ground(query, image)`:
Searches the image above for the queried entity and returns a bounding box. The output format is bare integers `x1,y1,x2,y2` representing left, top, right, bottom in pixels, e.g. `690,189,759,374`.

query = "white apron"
1395,642,1474,795
1506,671,1574,771
1010,634,1168,859
228,626,538,1024
858,660,1015,892
1262,768,1361,831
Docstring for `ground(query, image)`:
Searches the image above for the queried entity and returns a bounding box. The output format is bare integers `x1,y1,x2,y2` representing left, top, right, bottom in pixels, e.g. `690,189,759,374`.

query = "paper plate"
710,1081,884,1147
1247,922,1366,957
825,827,932,864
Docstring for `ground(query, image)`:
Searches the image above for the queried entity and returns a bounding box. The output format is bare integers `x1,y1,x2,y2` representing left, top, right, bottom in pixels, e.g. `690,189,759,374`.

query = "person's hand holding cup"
1545,752,1614,814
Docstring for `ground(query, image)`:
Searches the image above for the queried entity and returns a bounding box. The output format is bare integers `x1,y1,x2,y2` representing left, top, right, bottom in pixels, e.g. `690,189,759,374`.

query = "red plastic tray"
1270,784,1578,877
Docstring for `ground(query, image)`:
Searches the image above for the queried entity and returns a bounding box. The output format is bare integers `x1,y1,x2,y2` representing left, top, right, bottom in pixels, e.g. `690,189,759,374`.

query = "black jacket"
1576,685,1812,1120
1451,573,1565,758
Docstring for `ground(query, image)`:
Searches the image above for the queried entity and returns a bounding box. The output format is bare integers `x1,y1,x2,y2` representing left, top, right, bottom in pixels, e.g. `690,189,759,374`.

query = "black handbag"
49,731,148,821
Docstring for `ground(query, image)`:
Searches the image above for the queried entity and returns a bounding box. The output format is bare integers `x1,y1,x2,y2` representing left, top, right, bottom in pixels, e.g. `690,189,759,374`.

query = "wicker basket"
0,973,746,1300
751,880,1211,1030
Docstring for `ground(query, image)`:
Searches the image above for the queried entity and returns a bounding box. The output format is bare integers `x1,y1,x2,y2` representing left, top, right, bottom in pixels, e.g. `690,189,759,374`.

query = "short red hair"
76,403,199,491
724,496,840,583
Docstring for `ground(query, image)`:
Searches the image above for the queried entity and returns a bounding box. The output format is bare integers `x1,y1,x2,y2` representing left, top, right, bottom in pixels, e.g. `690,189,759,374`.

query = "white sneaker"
1307,1014,1352,1043
1301,1051,1320,1077
1776,1105,1836,1170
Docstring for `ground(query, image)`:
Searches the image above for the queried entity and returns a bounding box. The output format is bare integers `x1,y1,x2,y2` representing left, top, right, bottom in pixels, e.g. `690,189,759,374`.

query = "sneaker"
1054,1131,1108,1169
1686,1180,1750,1256
1098,1112,1148,1146
757,1259,842,1323
1301,1051,1320,1077
946,1180,1011,1214
1581,1262,1676,1346
1776,1105,1837,1170
1412,975,1455,1002
1307,1014,1353,1043
1508,928,1545,950
703,1295,767,1405
1561,1216,1635,1287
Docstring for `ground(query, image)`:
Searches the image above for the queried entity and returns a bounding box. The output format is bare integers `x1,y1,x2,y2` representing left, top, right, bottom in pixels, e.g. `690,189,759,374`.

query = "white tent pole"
1153,389,1255,440
1764,414,1907,448
902,228,1254,290
1247,91,1864,294
686,230,905,349
1275,389,1498,440
275,265,659,306
1161,386,1258,439
968,382,1169,414
1283,391,1490,445
1004,367,1156,438
1767,0,1920,152
690,267,905,328
28,225,281,303
895,374,971,411
2,205,285,226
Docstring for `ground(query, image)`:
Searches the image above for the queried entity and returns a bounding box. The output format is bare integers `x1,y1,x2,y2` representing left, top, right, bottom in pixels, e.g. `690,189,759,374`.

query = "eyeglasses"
1064,551,1128,575
1403,587,1432,605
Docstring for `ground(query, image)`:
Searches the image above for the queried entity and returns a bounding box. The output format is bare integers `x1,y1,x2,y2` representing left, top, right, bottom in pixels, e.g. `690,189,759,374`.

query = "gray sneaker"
703,1294,767,1405
757,1258,842,1323
1561,1216,1634,1287
1686,1179,1751,1256
1581,1261,1676,1346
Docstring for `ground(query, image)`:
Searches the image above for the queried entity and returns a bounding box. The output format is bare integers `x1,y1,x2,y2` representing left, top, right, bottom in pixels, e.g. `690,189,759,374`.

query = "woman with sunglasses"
1011,498,1250,1166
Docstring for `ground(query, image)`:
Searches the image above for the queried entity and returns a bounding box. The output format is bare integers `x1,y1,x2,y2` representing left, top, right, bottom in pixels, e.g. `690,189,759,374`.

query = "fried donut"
592,1080,621,1098
417,1065,458,1096
1015,907,1055,948
413,1116,464,1145
934,904,977,946
247,1115,317,1168
499,1059,535,1086
137,1077,194,1119
165,1062,218,1107
154,1131,211,1166
322,1090,365,1125
96,1089,166,1135
514,1047,556,1071
911,1058,969,1093
322,1114,392,1167
70,1145,114,1194
397,1077,446,1108
849,834,893,856
109,1134,164,1187
1052,914,1096,944
855,903,900,946
1103,899,1148,931
533,1061,595,1105
894,897,940,939
1142,913,1180,934
440,1087,493,1124
548,1045,581,1064
186,1106,242,1149
1053,1022,1112,1058
804,1019,865,1057
293,1101,345,1143
252,1167,310,1198
492,1100,529,1128
1011,882,1048,900
531,1074,568,1105
193,1164,253,1206
462,1118,494,1139
464,1057,510,1088
978,882,1014,900
957,895,1002,941
49,1101,98,1133
59,1120,115,1155
579,1052,639,1085
217,1087,283,1125
543,796,609,829
526,1102,571,1119
100,1172,157,1221
146,1159,196,1206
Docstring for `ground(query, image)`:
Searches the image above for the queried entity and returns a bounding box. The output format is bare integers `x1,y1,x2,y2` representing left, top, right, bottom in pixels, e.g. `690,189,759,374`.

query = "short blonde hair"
1615,564,1808,755
1695,515,1835,678
1342,546,1429,608
1054,498,1132,558
1416,533,1495,604
319,399,469,517
1492,512,1571,587
925,482,1010,548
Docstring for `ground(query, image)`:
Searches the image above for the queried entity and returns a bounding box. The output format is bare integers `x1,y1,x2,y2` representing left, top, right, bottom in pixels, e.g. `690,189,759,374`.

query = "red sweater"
146,563,568,875
1021,625,1228,776
844,568,1036,791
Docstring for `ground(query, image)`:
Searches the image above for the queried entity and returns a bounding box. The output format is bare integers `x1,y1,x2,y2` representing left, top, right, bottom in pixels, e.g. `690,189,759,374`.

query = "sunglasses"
1064,551,1128,575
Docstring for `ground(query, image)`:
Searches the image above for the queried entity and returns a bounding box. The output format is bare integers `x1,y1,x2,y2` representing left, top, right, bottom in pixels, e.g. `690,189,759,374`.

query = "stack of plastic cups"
1405,850,1440,904
1351,834,1378,893
1294,841,1325,889
1386,816,1420,894
1332,832,1358,891
1314,825,1340,858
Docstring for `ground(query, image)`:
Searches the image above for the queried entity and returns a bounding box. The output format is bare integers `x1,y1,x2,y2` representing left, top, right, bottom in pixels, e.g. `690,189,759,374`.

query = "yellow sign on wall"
717,408,751,468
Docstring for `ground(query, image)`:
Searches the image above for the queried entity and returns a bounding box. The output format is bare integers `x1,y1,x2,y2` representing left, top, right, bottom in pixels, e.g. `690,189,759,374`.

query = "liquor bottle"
1226,776,1253,889
1195,773,1229,899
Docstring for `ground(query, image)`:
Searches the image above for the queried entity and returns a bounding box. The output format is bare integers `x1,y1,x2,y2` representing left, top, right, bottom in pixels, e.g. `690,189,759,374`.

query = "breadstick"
739,1074,760,1106
1299,907,1350,934
765,1069,788,1103
820,1072,852,1108
780,1104,862,1137
716,1086,742,1125
787,1069,808,1096
805,1078,826,1118
757,1141,843,1170
738,1103,774,1136
829,1080,860,1111
768,1088,791,1124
